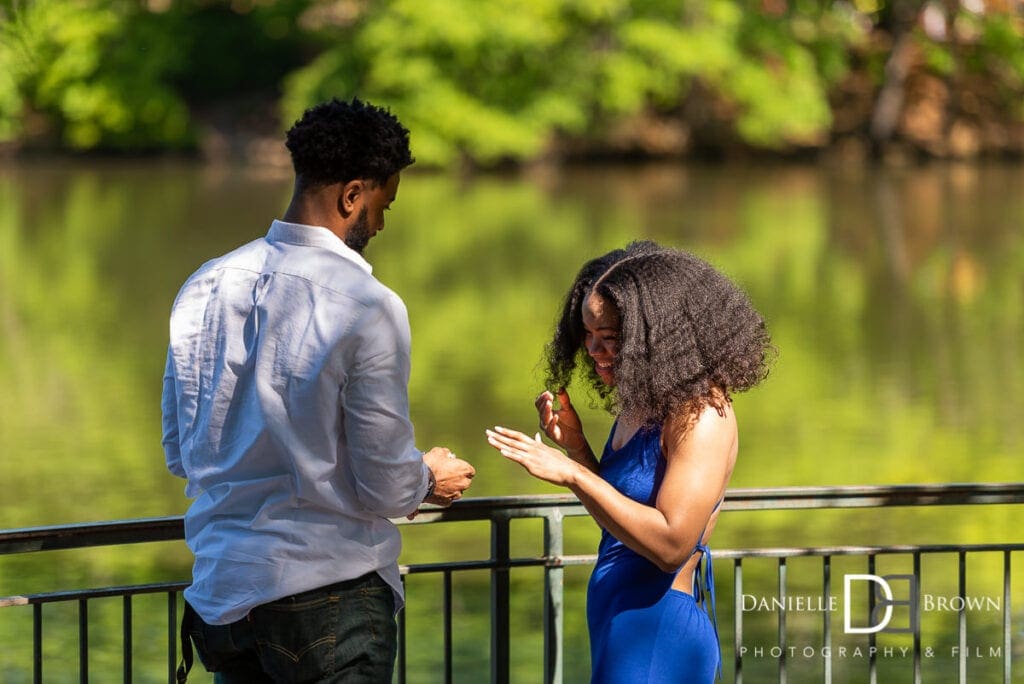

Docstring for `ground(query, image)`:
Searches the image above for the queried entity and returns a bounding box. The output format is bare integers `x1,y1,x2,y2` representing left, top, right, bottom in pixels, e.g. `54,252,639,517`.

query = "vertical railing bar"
124,594,133,684
1003,551,1011,684
444,570,453,684
79,598,89,683
491,516,510,684
867,554,876,684
33,602,42,684
398,576,407,684
913,552,922,684
958,551,967,684
543,510,564,684
734,558,743,684
778,557,786,684
167,592,177,684
823,555,831,684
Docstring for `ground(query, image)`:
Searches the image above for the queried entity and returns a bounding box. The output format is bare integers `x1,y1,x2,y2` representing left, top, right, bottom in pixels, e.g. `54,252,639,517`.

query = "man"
162,98,476,682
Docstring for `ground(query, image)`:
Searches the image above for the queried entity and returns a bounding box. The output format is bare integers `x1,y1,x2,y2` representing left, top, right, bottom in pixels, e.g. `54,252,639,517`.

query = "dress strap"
692,543,722,680
692,496,724,679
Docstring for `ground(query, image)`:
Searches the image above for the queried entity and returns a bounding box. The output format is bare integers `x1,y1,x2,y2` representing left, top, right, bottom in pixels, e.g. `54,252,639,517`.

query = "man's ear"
338,179,365,218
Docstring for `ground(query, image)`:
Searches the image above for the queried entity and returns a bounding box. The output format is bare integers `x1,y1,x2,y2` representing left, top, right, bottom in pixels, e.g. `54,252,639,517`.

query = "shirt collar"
267,219,373,274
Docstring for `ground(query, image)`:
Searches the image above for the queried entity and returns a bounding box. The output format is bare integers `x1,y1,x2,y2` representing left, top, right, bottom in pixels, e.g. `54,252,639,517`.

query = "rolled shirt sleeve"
342,292,429,518
161,346,185,479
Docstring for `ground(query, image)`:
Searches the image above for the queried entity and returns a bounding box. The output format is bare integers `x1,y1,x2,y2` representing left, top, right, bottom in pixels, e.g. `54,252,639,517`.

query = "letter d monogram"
844,574,893,634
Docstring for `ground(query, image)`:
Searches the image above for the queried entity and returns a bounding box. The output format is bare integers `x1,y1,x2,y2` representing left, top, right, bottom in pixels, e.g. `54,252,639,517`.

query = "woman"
486,242,772,683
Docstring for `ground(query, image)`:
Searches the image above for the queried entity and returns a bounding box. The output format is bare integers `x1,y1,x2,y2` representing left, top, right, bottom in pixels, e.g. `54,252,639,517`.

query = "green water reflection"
0,159,1021,681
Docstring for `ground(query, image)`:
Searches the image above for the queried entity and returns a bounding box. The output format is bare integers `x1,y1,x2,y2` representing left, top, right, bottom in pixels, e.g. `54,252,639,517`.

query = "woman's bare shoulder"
662,398,737,459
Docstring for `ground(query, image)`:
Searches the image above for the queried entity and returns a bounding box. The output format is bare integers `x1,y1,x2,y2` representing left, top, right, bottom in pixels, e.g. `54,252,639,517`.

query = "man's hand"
422,447,476,507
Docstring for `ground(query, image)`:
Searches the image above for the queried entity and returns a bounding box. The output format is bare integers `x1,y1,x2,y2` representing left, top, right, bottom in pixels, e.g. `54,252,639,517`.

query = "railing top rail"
2,483,1021,556
721,481,1024,510
0,517,185,556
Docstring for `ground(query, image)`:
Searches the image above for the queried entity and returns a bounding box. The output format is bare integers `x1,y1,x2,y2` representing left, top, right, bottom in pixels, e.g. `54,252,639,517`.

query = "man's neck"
282,187,341,237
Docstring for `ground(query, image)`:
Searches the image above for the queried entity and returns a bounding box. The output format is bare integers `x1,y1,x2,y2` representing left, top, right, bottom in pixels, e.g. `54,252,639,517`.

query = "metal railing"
1,483,1021,683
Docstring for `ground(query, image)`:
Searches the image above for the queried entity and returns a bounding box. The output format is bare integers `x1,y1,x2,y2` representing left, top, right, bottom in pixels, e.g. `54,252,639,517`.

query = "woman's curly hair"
285,98,414,188
545,242,773,426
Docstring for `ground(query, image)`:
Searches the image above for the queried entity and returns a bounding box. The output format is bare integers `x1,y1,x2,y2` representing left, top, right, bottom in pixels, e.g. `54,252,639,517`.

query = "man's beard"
344,206,371,254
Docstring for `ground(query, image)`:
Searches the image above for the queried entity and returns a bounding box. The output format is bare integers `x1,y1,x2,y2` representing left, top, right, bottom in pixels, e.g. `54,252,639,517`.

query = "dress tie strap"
692,496,723,680
692,542,722,680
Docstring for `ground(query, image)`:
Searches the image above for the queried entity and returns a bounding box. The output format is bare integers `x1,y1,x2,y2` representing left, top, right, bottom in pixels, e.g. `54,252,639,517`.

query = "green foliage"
969,10,1024,117
912,6,1024,119
0,0,192,149
4,1,1024,159
281,0,866,165
157,0,309,101
977,12,1024,80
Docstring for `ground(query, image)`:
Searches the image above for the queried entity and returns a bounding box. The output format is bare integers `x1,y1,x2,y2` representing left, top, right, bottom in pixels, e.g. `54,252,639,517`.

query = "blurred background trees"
1,0,1023,165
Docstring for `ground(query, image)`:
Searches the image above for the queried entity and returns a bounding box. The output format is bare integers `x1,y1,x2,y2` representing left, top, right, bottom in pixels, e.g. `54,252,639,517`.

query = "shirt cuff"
420,461,434,502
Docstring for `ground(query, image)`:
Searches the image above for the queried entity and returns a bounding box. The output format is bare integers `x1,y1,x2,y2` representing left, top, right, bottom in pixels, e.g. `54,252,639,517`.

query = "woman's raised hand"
535,388,586,452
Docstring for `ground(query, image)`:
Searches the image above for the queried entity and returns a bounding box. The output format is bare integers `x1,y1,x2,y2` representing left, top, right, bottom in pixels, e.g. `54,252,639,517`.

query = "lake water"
0,158,1021,681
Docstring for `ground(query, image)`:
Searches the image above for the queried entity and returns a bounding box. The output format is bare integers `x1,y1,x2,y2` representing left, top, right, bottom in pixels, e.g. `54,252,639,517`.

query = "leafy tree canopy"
2,0,1024,163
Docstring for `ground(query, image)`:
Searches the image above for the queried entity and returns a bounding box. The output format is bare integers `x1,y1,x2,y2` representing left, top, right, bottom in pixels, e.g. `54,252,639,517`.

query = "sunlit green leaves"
280,0,870,165
725,50,833,146
4,1,1024,159
0,0,192,149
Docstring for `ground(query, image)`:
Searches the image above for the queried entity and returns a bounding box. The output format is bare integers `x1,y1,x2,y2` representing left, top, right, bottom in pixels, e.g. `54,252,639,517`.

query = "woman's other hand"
486,426,581,487
535,389,586,452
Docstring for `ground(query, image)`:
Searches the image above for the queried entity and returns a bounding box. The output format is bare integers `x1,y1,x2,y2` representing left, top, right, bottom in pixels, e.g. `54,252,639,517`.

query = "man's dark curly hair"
284,98,414,188
545,242,773,426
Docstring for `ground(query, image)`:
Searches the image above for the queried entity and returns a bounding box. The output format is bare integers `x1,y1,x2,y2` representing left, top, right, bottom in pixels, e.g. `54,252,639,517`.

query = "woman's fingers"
486,427,520,451
485,428,514,453
494,425,541,448
486,426,575,487
536,394,555,427
486,427,543,461
486,437,526,466
534,391,553,414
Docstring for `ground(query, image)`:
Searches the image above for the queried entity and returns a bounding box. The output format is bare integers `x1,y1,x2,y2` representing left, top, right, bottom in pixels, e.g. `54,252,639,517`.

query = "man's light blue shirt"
161,219,430,625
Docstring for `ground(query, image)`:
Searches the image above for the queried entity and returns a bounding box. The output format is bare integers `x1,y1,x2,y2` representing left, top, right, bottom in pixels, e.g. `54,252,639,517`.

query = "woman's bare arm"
487,403,737,572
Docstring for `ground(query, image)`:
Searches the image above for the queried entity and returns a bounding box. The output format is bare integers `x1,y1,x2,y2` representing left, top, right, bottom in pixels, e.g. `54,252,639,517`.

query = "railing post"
443,571,453,684
543,510,564,684
734,558,743,684
822,555,831,684
124,595,133,683
398,576,407,684
958,551,967,684
33,603,42,684
777,558,787,684
867,554,877,684
1003,551,1011,684
79,599,89,682
167,592,177,684
491,515,510,684
913,552,922,684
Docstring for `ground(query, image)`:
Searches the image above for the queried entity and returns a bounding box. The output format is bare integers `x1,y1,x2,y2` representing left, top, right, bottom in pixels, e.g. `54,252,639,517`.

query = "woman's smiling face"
581,292,621,386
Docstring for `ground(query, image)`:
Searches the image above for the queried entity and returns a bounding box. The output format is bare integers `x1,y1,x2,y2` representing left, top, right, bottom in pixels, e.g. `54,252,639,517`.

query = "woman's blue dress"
586,423,720,684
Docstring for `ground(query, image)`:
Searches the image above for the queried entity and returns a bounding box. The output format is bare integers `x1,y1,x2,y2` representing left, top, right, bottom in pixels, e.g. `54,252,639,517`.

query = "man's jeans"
183,572,397,683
